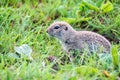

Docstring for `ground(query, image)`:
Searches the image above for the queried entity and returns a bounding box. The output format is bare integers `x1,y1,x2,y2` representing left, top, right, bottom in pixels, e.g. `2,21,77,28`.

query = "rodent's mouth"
47,33,55,37
47,32,60,39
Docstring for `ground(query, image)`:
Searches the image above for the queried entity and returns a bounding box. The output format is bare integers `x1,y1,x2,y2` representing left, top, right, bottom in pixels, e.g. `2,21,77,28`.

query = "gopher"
46,21,111,61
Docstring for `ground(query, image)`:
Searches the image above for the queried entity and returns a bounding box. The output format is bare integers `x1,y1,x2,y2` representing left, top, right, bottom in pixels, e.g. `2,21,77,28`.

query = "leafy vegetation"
0,0,120,79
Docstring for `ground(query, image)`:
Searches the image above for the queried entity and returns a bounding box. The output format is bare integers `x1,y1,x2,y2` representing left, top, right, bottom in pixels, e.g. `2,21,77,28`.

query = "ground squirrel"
46,21,111,61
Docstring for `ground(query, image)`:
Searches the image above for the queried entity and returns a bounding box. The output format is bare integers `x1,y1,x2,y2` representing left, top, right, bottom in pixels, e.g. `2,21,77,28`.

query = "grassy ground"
0,0,120,80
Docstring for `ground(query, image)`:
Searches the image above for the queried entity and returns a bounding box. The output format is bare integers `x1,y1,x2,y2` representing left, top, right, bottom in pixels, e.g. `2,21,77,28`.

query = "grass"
0,0,120,80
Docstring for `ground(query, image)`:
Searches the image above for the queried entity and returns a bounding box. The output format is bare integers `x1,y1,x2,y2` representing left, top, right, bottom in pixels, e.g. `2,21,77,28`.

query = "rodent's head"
46,21,75,40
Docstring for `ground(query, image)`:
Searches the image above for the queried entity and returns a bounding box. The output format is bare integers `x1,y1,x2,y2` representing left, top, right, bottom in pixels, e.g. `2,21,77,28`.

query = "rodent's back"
76,31,111,53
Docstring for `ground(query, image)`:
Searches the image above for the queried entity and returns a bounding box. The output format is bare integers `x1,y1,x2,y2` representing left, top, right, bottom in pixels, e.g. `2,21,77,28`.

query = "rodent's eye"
54,26,60,29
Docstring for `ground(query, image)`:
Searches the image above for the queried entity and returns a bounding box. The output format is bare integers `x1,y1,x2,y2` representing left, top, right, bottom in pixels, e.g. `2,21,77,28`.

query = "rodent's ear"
64,26,68,31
